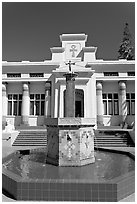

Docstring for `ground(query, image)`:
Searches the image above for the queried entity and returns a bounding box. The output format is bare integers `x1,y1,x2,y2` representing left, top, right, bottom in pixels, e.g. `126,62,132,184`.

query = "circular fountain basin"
2,148,135,201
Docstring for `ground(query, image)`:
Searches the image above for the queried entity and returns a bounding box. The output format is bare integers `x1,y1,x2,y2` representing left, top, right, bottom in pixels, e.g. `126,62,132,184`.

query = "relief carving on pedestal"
60,130,79,161
80,130,94,160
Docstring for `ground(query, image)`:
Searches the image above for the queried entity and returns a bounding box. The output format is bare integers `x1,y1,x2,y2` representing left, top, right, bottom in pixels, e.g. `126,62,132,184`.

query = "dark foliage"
118,23,134,60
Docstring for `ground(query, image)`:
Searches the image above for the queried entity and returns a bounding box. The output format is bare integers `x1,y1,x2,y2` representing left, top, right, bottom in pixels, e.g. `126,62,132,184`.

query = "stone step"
18,135,46,137
94,142,127,144
94,143,127,145
95,135,127,137
13,144,47,146
94,139,127,142
13,141,47,144
13,136,46,139
95,138,127,140
12,129,47,146
95,136,127,139
13,140,47,144
13,138,47,141
94,139,128,142
94,144,128,147
20,131,47,135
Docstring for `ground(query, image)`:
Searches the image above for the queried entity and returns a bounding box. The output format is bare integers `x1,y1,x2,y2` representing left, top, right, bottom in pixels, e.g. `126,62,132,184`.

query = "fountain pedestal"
46,68,95,166
45,118,95,166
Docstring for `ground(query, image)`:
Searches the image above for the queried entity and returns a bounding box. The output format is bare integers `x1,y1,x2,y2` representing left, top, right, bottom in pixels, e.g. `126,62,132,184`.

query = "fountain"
2,61,135,201
45,61,95,166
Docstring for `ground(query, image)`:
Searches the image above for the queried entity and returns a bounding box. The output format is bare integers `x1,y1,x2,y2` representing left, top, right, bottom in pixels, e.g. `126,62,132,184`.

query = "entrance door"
75,101,82,117
64,89,84,117
75,89,84,117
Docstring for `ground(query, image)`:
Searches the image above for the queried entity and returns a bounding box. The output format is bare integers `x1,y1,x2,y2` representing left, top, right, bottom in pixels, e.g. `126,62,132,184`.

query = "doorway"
75,101,82,117
64,89,84,117
75,89,84,117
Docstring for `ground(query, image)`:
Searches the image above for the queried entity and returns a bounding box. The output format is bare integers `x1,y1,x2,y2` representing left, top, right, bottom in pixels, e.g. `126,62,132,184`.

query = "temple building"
2,33,135,127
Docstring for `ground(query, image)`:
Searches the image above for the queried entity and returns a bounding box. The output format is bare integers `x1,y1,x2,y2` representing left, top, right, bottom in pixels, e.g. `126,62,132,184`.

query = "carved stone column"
119,81,127,122
2,83,7,127
96,82,103,126
64,73,77,117
45,82,51,118
21,83,30,125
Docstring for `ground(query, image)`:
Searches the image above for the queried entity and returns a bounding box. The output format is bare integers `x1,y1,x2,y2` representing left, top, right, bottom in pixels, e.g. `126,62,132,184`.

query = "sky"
2,2,135,61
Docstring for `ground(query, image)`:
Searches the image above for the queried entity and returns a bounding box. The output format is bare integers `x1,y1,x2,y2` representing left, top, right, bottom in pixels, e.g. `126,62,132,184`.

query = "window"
30,73,44,77
126,93,135,115
104,72,119,76
127,72,135,76
7,73,21,78
8,94,22,116
113,94,119,115
30,94,45,116
103,93,119,115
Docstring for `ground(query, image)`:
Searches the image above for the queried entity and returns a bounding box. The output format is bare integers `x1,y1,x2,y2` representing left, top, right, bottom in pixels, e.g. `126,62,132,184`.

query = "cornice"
50,47,65,53
2,59,135,67
82,47,97,53
87,60,135,65
60,33,88,42
2,61,60,66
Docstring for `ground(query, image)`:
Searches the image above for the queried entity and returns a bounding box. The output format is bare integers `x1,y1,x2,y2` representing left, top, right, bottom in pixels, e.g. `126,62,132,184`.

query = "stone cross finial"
65,60,75,72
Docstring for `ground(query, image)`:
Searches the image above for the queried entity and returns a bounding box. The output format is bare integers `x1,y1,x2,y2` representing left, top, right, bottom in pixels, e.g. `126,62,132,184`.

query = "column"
96,82,103,125
59,85,64,118
21,83,30,125
2,83,7,127
119,81,127,122
54,86,59,118
45,82,51,118
84,88,88,117
65,73,76,117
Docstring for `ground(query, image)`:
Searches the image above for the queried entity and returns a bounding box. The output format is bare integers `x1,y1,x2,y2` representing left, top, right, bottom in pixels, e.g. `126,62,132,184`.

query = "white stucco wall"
29,116,45,126
6,116,22,126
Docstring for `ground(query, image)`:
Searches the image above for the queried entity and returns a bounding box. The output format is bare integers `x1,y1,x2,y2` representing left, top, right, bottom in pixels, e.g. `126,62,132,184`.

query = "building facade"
2,34,135,127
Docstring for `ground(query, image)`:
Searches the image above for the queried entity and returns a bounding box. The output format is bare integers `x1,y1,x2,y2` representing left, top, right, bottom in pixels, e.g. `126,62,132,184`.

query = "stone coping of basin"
45,118,96,126
2,147,135,184
2,162,135,184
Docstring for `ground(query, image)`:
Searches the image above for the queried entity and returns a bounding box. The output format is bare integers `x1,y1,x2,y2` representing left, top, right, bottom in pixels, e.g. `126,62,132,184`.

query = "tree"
118,23,134,60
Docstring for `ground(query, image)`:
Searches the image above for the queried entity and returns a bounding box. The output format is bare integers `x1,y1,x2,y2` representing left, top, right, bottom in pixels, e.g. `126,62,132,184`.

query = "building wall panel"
30,82,45,93
126,81,135,92
102,82,118,93
7,83,22,94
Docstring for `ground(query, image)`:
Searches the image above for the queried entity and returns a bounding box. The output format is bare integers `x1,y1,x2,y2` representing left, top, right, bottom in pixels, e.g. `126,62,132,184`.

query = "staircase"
12,128,47,146
12,127,134,147
94,130,135,147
